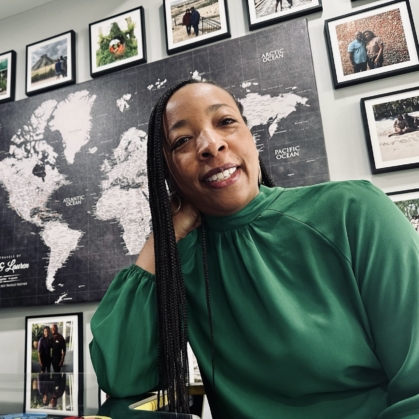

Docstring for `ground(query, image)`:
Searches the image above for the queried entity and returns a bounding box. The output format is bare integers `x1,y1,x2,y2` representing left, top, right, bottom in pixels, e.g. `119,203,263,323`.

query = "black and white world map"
0,19,328,307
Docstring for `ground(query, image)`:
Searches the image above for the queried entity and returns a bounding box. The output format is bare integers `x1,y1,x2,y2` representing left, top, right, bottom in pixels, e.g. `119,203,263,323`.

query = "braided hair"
146,79,275,412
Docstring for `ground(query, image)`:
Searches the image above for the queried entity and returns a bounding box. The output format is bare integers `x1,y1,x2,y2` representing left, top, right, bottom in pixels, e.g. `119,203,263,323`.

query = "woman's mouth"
204,167,237,182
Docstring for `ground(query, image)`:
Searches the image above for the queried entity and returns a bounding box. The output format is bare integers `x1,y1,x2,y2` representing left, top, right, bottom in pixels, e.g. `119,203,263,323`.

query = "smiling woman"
90,80,419,418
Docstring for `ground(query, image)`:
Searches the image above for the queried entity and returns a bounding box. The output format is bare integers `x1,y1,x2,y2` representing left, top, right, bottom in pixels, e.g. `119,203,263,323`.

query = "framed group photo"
361,86,419,173
0,50,16,104
245,0,322,31
163,0,230,55
325,0,419,89
24,313,83,417
387,189,419,235
89,7,147,78
25,30,76,96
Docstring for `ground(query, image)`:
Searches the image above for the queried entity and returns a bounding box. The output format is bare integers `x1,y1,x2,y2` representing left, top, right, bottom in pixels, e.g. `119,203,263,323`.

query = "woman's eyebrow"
168,119,189,133
168,103,234,133
206,103,232,113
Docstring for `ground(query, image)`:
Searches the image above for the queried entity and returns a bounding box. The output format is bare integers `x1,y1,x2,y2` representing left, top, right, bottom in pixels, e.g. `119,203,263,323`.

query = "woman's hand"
171,197,201,242
136,196,200,274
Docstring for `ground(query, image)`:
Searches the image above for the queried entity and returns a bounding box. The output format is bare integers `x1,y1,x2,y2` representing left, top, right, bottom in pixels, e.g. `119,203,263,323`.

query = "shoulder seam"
265,208,353,266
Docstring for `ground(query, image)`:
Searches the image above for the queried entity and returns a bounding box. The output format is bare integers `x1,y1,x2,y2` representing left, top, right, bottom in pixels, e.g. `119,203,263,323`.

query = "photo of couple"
336,7,409,76
348,30,383,73
326,1,419,88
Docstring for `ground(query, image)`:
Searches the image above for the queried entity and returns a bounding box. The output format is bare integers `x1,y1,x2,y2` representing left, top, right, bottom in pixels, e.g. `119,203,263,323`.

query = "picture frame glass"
26,32,73,94
165,0,229,51
327,0,419,86
364,88,419,170
25,314,81,416
0,52,13,101
90,8,144,75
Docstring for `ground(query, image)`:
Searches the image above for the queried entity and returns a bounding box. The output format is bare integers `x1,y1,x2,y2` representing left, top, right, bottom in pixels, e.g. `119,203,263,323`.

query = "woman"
90,80,419,418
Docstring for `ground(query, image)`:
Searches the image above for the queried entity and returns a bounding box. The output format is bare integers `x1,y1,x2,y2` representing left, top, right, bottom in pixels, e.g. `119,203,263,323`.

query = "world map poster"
0,19,328,307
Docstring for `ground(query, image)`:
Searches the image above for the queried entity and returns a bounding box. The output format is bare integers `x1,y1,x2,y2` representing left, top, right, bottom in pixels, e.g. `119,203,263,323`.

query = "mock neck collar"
203,185,282,232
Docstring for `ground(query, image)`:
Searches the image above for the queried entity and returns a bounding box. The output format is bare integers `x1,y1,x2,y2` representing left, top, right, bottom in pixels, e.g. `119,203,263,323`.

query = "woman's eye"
220,118,236,126
172,136,191,151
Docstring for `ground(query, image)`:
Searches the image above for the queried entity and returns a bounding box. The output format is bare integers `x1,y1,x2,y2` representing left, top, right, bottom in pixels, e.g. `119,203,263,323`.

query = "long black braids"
146,79,275,413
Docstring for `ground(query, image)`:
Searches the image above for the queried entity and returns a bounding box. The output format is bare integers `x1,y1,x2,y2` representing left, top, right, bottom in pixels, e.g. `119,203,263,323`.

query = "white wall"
0,0,418,411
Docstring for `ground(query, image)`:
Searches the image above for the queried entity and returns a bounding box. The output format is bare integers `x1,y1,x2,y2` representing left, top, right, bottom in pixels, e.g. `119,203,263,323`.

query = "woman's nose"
197,130,227,159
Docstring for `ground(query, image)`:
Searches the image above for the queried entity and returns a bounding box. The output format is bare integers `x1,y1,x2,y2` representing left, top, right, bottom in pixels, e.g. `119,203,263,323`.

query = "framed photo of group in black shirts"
24,313,83,417
361,86,419,173
325,0,419,89
163,0,230,55
25,30,76,96
245,0,322,31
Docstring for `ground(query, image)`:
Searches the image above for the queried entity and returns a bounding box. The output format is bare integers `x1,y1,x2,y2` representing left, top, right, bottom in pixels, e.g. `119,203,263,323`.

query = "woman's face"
163,83,259,216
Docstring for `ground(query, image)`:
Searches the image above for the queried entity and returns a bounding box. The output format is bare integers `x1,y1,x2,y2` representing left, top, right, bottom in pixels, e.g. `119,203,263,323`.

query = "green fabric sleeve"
89,264,159,397
352,184,419,419
307,181,419,418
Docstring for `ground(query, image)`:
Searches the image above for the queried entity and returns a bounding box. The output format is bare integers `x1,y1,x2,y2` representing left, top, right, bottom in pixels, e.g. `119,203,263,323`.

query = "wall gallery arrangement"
0,1,418,309
0,19,327,308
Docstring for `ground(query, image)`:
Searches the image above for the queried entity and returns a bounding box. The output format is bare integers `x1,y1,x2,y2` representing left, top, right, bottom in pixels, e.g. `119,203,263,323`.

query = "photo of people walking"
165,0,230,54
169,0,221,44
255,0,313,19
30,40,68,87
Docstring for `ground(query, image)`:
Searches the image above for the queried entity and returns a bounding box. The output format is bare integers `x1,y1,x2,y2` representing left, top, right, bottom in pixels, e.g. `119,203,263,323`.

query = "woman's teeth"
206,167,237,182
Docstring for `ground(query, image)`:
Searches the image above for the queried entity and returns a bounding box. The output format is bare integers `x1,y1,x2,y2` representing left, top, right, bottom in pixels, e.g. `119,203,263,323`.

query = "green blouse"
90,181,419,419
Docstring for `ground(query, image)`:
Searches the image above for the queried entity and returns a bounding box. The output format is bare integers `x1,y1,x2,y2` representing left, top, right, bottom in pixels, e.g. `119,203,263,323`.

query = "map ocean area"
0,19,327,307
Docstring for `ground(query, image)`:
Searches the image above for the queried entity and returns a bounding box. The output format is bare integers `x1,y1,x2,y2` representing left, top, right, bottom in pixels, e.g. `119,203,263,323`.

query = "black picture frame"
0,50,16,104
163,0,230,55
245,0,322,31
89,6,147,78
24,313,83,416
361,86,419,174
387,188,419,234
324,0,419,89
25,30,76,96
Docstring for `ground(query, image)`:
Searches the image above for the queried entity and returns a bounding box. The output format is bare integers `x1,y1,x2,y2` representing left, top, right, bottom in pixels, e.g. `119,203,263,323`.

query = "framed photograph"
245,0,322,31
163,0,230,55
325,0,419,89
0,50,16,104
361,86,419,173
25,30,75,96
387,189,419,235
89,7,147,78
24,313,83,416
